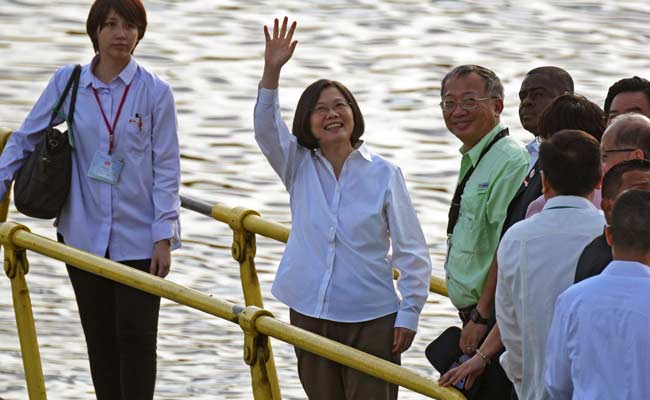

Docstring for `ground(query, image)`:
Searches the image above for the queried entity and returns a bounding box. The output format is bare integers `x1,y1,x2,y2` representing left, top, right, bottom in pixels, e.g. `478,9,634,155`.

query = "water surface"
1,0,649,398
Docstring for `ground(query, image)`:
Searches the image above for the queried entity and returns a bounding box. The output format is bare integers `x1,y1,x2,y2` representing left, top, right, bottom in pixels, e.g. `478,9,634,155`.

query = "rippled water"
1,0,649,398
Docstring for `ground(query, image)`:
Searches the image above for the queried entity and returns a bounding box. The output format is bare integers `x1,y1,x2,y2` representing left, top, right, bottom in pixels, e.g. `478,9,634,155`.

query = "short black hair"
608,113,650,159
603,76,650,115
538,94,605,141
602,159,650,200
87,0,147,54
292,79,364,150
539,129,602,196
526,66,574,93
441,65,504,99
610,189,650,253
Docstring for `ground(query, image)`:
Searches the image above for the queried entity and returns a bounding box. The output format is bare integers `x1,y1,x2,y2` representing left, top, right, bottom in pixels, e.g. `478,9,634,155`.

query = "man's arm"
459,254,496,354
461,151,529,354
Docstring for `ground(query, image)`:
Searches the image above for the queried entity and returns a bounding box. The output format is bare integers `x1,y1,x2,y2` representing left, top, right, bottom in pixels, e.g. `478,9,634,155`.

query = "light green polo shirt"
446,122,530,309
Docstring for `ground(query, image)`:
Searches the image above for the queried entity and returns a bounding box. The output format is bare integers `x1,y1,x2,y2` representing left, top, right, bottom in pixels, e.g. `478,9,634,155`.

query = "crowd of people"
432,50,650,400
0,2,649,399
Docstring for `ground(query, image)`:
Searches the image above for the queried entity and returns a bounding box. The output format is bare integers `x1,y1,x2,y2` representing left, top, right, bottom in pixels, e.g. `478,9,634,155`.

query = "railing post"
228,207,281,400
239,306,277,400
0,222,47,399
0,128,13,222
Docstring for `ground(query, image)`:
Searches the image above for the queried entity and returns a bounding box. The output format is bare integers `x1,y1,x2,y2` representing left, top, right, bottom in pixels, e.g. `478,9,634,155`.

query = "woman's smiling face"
309,86,355,148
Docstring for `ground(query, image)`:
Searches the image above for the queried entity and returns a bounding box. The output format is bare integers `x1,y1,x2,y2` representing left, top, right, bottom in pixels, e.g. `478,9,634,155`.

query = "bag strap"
49,64,82,126
446,128,509,236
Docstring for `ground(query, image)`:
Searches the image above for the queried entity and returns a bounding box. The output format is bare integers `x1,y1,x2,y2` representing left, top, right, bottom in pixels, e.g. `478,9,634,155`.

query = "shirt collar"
355,141,373,162
460,121,507,167
602,260,650,278
526,138,540,156
313,140,373,163
83,55,138,88
542,195,598,211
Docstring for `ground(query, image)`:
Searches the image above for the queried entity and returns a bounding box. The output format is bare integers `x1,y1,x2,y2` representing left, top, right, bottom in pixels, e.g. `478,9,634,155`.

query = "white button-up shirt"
496,196,605,400
545,261,650,400
254,88,432,331
0,57,181,260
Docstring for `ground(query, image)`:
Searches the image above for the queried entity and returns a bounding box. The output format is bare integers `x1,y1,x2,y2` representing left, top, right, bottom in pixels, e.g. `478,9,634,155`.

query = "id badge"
88,151,124,184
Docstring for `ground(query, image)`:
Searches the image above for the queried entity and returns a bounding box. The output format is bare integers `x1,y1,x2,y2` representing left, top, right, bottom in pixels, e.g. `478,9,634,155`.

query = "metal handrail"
0,126,462,399
180,195,449,297
0,223,464,400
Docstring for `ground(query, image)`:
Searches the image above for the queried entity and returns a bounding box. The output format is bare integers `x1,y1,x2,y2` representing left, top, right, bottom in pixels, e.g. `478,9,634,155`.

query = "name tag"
88,151,124,185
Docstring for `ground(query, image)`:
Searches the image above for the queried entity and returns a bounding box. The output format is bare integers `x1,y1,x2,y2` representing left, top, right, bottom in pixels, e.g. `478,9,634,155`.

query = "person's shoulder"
493,136,529,162
360,147,406,185
501,215,537,243
366,149,394,167
558,275,603,308
51,64,79,82
135,62,172,94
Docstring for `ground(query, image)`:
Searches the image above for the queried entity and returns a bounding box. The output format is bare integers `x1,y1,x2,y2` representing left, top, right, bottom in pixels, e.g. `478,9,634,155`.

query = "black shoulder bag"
14,64,82,219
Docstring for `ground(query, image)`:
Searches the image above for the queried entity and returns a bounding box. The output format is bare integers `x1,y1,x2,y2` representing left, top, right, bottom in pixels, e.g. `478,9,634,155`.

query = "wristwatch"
469,308,489,325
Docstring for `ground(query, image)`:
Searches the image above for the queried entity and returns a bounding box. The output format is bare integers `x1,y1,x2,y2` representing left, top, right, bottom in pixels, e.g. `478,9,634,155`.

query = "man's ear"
493,98,504,117
601,197,612,216
631,149,645,161
605,224,614,247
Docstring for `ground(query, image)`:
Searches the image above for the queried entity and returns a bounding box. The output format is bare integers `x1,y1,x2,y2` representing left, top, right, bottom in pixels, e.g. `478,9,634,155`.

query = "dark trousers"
290,310,399,400
61,235,160,400
458,305,513,400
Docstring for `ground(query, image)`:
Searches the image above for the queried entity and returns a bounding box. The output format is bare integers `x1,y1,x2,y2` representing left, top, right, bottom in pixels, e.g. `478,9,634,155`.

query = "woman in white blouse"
0,1,180,398
255,17,432,399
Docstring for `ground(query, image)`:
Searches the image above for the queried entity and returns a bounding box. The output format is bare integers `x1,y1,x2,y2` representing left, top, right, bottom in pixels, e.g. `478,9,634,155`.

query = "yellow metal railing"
181,196,449,297
0,127,463,400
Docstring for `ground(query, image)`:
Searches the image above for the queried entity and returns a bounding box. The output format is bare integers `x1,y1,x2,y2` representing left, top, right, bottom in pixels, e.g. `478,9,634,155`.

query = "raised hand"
261,17,297,89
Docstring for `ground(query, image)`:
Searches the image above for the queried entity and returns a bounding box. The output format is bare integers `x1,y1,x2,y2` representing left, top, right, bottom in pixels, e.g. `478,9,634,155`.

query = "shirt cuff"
152,220,181,251
395,309,419,332
257,87,278,105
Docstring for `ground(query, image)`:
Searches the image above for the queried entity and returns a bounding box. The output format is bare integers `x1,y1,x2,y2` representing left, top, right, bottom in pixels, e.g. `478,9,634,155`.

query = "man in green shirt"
439,65,529,396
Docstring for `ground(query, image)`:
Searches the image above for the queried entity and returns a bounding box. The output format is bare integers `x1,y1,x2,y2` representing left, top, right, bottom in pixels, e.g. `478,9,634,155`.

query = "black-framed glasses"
312,101,351,116
439,97,498,113
601,148,638,161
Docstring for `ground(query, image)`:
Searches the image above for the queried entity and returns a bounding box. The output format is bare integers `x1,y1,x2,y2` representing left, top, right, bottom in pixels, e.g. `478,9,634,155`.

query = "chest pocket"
454,186,489,252
124,112,152,154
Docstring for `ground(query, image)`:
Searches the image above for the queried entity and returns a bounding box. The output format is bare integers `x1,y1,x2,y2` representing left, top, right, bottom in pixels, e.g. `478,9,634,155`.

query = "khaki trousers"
290,310,400,400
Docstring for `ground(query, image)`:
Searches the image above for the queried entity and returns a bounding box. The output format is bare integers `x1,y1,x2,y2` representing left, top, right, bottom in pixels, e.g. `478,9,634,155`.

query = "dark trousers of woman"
290,309,399,400
60,235,160,400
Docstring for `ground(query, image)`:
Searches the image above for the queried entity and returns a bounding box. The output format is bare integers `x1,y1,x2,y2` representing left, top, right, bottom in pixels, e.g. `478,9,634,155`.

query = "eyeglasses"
601,148,638,161
312,101,351,116
439,97,498,113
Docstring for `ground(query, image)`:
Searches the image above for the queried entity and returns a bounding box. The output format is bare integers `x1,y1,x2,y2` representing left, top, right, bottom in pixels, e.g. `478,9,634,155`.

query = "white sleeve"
386,167,432,332
0,65,74,198
496,236,524,384
150,80,181,247
253,87,301,191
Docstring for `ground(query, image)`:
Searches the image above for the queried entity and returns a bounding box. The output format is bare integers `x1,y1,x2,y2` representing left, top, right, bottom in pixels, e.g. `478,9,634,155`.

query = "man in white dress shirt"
545,189,650,400
496,129,605,400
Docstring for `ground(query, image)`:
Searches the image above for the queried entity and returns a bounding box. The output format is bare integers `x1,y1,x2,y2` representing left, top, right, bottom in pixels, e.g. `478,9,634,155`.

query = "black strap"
446,128,509,235
49,64,82,126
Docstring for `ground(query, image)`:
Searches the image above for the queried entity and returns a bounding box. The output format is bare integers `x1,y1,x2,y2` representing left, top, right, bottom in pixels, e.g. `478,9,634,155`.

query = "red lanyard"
92,84,131,154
